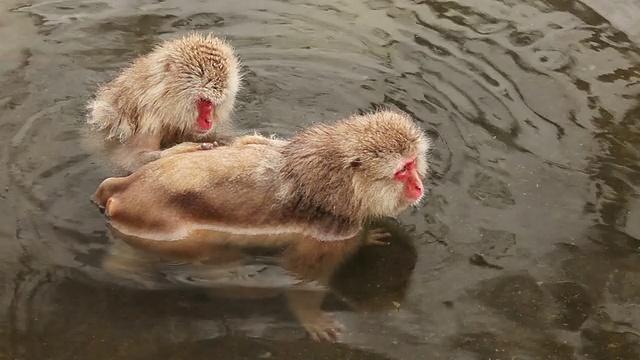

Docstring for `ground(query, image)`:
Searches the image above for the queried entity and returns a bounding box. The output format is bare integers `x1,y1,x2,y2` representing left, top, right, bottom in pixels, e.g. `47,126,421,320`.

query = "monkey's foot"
364,228,392,246
89,194,103,209
301,312,344,342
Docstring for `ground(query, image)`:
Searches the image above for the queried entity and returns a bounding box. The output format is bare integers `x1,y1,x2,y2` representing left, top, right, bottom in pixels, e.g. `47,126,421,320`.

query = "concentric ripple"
1,0,640,358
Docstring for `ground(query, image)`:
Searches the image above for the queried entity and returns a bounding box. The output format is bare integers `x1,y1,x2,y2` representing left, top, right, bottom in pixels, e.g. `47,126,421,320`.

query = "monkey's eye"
395,159,415,181
350,158,363,168
395,165,409,180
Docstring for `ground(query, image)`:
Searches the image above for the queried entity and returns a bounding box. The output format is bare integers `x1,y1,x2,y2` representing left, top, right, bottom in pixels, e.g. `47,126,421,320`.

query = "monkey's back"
101,143,287,240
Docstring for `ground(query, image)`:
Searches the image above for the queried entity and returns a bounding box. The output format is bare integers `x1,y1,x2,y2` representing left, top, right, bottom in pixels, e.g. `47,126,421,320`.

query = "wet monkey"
84,32,242,173
92,109,431,341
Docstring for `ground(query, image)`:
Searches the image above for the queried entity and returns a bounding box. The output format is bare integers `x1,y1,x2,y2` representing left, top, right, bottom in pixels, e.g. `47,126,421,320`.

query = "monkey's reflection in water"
101,217,417,341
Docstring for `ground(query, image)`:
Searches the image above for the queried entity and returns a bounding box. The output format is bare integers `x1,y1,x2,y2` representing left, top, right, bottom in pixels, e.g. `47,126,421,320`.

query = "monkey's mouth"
196,99,215,133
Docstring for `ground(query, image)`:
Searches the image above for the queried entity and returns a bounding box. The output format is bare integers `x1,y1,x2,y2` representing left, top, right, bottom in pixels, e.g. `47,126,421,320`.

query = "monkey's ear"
165,57,182,73
350,158,363,168
166,61,188,76
165,60,175,73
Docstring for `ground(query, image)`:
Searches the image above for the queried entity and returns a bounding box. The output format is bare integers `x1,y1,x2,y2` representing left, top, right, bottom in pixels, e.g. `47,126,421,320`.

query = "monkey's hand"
287,289,344,342
364,228,392,246
301,311,344,342
159,141,219,158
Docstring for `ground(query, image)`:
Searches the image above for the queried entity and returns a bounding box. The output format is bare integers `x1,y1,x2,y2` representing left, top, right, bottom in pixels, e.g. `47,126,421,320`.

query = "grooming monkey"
84,32,241,173
92,109,431,341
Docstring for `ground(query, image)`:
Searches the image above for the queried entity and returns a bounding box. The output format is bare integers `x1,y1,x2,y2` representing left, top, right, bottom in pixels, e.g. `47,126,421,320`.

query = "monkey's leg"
101,240,164,289
91,176,131,208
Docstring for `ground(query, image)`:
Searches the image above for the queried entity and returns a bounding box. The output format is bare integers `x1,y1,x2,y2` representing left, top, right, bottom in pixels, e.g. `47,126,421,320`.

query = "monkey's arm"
282,233,363,342
285,288,343,342
109,135,164,173
200,130,236,147
282,226,390,335
111,135,217,173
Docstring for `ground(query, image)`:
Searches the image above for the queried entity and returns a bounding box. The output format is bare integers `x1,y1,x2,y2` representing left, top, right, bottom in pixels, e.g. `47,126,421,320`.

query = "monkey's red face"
196,99,215,133
395,157,424,202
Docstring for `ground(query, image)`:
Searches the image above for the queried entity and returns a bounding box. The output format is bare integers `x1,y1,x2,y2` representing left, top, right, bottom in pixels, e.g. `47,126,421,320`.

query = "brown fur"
92,109,431,341
84,32,242,174
92,110,430,241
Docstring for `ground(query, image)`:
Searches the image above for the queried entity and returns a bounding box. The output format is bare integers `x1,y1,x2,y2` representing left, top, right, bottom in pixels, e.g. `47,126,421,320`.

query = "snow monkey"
85,32,241,173
92,109,431,341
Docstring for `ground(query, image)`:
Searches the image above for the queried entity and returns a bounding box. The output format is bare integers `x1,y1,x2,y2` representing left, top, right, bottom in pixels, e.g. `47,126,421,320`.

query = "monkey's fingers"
310,328,341,343
196,141,220,150
305,316,344,342
367,239,391,246
365,228,392,246
198,142,217,150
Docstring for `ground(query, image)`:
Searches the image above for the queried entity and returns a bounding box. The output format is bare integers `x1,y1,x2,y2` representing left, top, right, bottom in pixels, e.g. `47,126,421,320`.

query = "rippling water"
1,0,639,359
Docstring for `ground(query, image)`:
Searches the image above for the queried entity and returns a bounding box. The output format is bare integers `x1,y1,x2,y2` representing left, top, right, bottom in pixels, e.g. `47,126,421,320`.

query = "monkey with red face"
84,32,241,174
92,109,431,341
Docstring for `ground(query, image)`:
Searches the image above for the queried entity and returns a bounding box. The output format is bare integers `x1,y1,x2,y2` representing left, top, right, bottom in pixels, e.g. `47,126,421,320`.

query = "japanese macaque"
84,32,242,173
92,109,431,341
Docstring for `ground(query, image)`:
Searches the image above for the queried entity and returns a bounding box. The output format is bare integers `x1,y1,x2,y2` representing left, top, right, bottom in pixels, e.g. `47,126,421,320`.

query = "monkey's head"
158,32,242,137
280,110,431,222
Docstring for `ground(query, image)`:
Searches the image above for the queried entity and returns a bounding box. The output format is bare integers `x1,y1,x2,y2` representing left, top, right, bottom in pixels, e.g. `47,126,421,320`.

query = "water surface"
1,0,639,359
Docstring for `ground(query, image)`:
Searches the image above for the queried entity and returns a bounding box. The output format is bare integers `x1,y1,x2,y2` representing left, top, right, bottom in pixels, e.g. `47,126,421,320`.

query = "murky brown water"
1,0,640,359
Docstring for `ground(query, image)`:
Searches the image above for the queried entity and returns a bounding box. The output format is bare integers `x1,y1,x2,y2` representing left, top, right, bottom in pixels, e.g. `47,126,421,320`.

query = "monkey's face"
351,151,428,218
162,35,240,137
191,68,236,135
393,156,425,203
163,68,236,137
194,97,215,134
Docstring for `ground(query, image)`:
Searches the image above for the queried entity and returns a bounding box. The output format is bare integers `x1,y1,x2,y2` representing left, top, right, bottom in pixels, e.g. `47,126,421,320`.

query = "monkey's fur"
92,109,430,341
84,32,242,173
